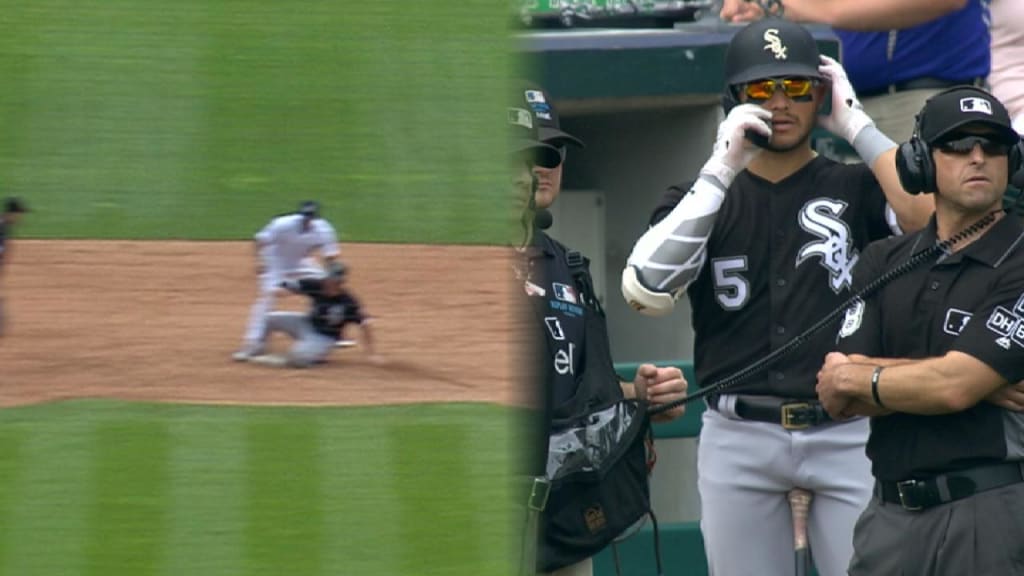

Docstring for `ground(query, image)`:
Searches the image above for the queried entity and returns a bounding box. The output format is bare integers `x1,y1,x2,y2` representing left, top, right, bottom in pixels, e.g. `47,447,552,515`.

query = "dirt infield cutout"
1,241,527,409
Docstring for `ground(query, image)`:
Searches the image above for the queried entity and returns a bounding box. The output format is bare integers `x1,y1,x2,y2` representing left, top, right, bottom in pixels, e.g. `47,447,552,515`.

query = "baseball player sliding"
240,261,381,367
234,200,340,359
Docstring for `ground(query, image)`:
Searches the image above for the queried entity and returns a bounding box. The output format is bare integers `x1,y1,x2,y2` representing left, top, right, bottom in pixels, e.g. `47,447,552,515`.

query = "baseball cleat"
335,339,357,348
248,354,288,367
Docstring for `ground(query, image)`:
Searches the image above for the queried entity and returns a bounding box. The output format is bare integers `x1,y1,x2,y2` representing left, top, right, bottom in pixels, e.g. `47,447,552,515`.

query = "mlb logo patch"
943,308,972,336
552,283,578,304
525,90,547,104
508,107,533,129
960,97,993,115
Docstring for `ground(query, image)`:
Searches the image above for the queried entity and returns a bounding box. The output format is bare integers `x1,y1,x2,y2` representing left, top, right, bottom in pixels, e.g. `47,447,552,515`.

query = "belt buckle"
781,402,811,430
527,477,551,512
896,479,923,511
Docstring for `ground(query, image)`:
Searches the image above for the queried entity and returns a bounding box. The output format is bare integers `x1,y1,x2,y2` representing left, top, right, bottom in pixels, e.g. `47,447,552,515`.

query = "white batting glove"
700,103,772,188
818,55,875,143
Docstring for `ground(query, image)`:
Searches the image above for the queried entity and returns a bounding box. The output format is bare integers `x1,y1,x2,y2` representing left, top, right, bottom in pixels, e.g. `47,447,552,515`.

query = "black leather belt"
875,461,1024,511
859,76,985,98
713,395,833,430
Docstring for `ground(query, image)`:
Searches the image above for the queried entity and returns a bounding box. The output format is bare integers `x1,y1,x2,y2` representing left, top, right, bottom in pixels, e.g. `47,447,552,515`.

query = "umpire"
0,197,28,337
817,86,1024,575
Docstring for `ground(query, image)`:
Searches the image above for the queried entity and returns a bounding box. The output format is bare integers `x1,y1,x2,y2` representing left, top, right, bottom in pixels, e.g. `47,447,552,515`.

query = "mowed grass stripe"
317,408,401,575
160,407,247,576
0,410,93,576
85,418,171,576
393,423,483,576
0,430,23,568
244,411,323,576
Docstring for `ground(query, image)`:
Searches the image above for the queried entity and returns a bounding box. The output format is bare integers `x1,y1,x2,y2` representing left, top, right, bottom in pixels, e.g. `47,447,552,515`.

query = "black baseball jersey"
837,214,1024,481
294,278,366,338
652,156,893,399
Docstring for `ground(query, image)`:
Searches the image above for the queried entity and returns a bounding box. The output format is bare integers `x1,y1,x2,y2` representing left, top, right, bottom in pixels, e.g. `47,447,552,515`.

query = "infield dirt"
0,240,529,409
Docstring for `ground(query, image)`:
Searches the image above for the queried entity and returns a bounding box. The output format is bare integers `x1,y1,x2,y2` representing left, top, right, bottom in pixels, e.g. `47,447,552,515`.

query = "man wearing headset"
620,19,934,575
817,86,1024,575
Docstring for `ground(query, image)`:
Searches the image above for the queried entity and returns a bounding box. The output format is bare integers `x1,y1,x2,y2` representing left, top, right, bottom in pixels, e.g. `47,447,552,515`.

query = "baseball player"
817,86,1024,575
0,197,28,338
242,260,380,367
620,20,934,576
513,83,688,576
234,200,340,360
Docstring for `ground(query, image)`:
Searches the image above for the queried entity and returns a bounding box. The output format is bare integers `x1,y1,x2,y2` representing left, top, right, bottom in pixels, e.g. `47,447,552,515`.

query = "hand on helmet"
701,103,772,187
818,55,875,143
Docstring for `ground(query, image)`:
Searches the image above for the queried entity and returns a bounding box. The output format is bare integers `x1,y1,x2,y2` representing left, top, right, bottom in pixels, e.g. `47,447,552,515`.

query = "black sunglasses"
935,135,1010,156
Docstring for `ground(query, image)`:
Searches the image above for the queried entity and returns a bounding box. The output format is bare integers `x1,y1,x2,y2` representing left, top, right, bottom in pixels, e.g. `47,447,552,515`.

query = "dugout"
518,17,841,575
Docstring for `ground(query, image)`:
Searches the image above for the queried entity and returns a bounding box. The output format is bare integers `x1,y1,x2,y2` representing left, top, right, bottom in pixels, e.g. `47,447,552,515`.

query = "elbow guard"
623,176,725,313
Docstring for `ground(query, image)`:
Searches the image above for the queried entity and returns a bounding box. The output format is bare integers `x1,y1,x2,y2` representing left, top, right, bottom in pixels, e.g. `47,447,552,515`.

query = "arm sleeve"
836,242,885,356
650,183,691,226
951,280,1024,383
626,176,726,294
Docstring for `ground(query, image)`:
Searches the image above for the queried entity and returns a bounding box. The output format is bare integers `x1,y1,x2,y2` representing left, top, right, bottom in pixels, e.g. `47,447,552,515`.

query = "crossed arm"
816,351,1021,419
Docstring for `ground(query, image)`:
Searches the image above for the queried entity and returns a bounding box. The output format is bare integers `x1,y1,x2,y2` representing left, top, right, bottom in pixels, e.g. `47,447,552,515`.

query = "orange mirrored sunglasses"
743,77,817,101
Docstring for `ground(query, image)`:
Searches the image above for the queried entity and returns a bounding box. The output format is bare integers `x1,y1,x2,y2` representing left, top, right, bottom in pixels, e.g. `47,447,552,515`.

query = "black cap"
519,81,584,148
724,19,825,87
918,86,1020,146
299,200,319,218
3,197,27,214
509,94,562,169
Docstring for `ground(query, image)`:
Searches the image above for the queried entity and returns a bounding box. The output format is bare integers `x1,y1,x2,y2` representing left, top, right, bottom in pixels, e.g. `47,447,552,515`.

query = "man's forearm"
840,352,1007,414
783,0,966,30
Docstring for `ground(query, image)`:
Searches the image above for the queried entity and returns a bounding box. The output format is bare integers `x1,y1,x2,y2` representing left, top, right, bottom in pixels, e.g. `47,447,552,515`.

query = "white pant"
242,258,324,346
541,557,592,576
263,312,334,367
697,399,872,576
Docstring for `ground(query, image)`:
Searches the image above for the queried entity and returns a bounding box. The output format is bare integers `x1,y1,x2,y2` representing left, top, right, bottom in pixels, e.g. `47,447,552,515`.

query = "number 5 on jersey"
712,256,750,310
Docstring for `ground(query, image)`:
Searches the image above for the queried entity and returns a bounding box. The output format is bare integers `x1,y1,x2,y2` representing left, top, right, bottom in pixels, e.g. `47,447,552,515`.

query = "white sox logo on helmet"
763,29,788,60
796,198,858,293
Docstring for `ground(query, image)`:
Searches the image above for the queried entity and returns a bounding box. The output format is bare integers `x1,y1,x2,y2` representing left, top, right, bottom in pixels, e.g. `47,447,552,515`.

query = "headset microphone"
534,208,553,230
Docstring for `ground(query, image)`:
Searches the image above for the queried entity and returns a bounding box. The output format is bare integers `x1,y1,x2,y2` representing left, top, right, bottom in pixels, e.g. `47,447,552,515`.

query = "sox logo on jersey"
796,198,858,293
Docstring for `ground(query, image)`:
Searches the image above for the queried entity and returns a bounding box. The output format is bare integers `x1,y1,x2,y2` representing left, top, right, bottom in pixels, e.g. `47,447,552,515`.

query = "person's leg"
933,481,1024,575
698,409,796,576
846,498,909,576
287,331,334,367
240,271,282,353
795,418,872,576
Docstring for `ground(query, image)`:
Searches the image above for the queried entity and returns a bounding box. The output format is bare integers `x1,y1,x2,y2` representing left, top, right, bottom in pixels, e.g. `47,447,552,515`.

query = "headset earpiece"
895,112,935,195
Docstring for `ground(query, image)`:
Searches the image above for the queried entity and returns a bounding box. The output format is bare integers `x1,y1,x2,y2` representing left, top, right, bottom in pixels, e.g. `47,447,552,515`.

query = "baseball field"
0,2,525,575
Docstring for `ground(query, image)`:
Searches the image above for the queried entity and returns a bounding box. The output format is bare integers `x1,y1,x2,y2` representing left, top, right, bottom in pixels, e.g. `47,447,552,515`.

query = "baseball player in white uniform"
234,200,340,360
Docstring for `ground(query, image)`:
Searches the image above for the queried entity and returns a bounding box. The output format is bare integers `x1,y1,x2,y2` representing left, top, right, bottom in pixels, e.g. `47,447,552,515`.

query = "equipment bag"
533,249,662,574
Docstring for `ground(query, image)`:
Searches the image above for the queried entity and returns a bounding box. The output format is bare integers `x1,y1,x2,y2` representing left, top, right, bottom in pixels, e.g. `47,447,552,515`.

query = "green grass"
0,1,513,244
0,400,516,576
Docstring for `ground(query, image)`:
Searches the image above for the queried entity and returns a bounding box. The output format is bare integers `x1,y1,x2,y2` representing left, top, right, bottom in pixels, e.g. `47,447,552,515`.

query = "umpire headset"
896,86,1024,195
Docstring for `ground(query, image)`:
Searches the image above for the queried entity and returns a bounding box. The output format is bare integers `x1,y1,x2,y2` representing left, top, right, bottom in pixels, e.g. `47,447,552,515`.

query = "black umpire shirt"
837,214,1024,482
519,230,587,409
652,156,893,399
295,278,366,338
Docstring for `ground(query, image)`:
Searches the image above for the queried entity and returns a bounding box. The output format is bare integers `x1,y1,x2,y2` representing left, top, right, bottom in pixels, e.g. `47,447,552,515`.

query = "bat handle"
788,488,812,550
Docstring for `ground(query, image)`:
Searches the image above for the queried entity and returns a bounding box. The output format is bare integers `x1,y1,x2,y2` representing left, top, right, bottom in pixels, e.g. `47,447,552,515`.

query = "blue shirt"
837,0,990,95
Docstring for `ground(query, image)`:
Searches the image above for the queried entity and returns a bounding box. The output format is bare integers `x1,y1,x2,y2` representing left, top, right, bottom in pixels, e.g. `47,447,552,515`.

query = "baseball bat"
788,488,813,576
